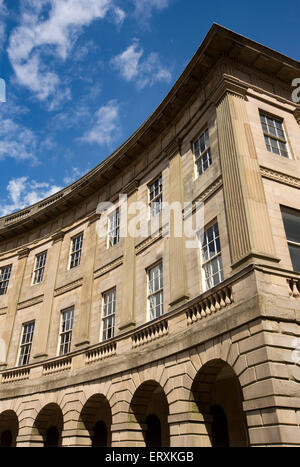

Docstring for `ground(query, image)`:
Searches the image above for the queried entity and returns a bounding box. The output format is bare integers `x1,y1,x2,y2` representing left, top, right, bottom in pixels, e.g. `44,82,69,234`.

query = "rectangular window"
59,307,74,355
281,208,300,272
108,209,120,247
102,289,116,341
260,113,289,158
147,262,163,320
200,222,224,290
0,265,12,295
194,129,212,176
18,321,35,366
149,175,163,217
32,251,47,285
69,233,83,269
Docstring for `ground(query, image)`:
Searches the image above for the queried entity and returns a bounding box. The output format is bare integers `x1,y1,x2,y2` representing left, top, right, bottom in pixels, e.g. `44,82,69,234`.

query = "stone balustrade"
186,285,233,325
85,342,117,364
1,368,30,384
288,278,300,298
131,320,168,348
43,356,72,376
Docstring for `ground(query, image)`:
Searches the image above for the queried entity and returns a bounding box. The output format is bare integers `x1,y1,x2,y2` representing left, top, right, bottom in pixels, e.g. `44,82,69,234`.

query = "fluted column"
33,231,64,360
215,80,278,268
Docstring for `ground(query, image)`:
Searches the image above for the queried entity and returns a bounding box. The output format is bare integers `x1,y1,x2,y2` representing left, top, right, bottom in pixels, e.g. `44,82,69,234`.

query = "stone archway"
130,380,169,447
33,403,63,447
0,410,19,447
191,359,249,447
79,394,112,447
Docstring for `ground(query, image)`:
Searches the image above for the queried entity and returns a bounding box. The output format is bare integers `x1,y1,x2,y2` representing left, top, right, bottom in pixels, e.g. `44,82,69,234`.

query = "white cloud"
63,166,90,185
80,99,121,146
0,115,39,164
111,40,171,88
133,0,169,21
0,176,62,216
8,0,125,102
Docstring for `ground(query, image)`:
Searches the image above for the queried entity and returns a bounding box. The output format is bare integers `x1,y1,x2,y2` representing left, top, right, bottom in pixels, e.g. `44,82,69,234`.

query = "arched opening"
210,405,229,447
44,426,59,447
0,410,19,447
130,380,169,447
191,359,249,447
92,421,107,447
145,414,162,447
33,403,63,447
79,394,112,447
0,430,13,447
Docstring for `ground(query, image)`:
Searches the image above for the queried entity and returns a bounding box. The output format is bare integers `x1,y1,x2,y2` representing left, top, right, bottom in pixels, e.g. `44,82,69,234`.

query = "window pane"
288,244,300,272
282,210,300,244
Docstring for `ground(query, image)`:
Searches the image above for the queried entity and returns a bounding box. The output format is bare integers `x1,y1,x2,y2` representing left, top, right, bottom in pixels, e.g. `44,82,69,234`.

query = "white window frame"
194,129,212,178
281,208,300,272
58,307,74,356
101,288,116,341
32,251,47,285
199,222,224,291
260,112,289,158
17,321,35,367
107,209,120,248
0,264,12,295
147,262,164,321
69,233,83,269
148,174,163,217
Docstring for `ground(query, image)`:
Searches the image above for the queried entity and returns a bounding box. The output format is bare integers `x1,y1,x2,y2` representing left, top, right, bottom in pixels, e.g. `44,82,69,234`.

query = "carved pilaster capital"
123,179,140,197
164,137,182,160
293,107,300,125
51,230,65,244
210,75,248,106
87,211,101,225
17,247,30,259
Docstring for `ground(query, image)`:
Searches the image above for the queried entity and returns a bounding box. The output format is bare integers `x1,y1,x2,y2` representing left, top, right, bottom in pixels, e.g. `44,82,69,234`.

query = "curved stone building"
0,24,300,447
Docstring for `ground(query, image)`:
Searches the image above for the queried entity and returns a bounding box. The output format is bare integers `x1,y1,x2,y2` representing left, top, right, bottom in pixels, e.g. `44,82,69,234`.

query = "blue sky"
0,0,299,216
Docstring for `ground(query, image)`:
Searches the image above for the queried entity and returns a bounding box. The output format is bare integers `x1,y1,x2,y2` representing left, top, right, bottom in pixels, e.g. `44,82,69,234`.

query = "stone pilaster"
215,79,278,268
33,231,64,359
75,213,100,347
167,140,189,308
119,183,139,332
2,248,30,365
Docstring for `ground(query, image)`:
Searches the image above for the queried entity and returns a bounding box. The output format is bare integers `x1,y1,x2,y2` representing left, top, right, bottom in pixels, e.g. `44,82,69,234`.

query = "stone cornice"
54,278,83,297
260,166,300,189
17,295,44,310
135,229,163,255
93,256,123,280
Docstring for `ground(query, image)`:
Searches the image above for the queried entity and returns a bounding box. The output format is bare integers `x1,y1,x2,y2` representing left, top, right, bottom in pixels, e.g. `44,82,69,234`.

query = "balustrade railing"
288,278,300,298
186,285,233,325
1,368,30,383
43,356,72,376
132,320,168,348
85,342,116,364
